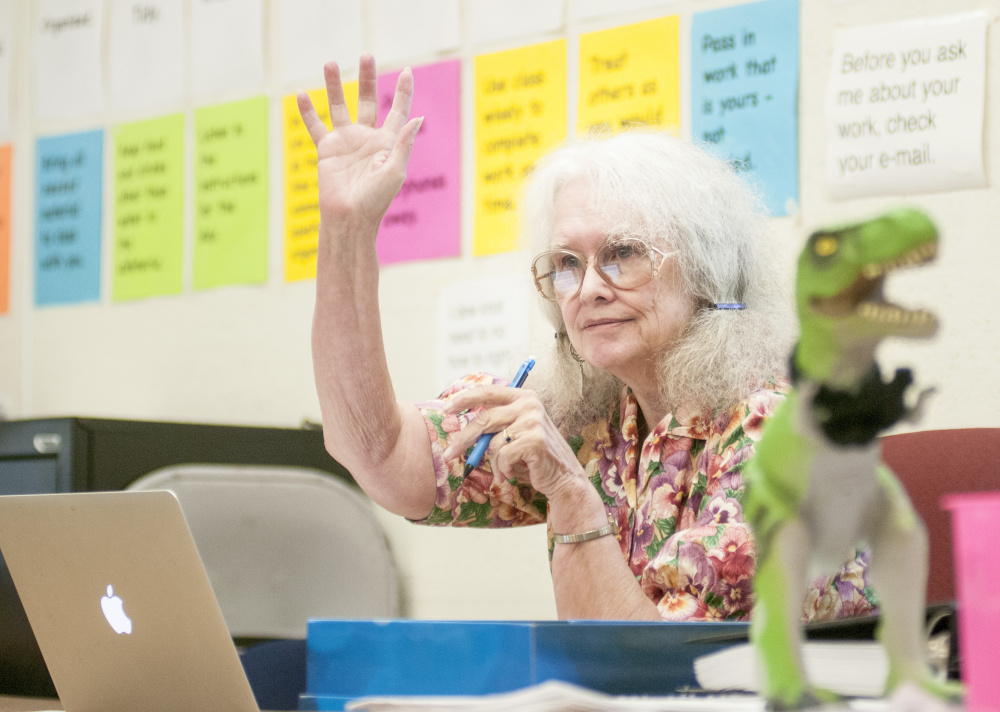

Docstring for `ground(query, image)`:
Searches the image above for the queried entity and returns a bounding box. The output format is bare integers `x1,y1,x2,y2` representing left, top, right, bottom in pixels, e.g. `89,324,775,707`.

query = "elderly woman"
298,56,874,621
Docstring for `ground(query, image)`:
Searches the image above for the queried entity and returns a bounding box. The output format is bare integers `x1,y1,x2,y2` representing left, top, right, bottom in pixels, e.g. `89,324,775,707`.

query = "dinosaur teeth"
856,303,935,327
860,242,937,281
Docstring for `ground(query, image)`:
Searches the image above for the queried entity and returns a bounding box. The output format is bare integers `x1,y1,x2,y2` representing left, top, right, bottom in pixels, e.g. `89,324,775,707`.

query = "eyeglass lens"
536,243,654,301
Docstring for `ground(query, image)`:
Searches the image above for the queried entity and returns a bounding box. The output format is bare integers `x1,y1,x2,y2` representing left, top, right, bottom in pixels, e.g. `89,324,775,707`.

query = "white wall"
3,0,998,621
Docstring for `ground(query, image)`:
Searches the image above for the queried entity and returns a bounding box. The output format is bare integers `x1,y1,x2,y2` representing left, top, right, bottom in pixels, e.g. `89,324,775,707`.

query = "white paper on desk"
191,0,265,100
436,274,532,394
34,0,104,121
108,0,184,112
467,0,564,46
371,0,460,65
281,0,363,86
825,12,987,200
0,0,13,141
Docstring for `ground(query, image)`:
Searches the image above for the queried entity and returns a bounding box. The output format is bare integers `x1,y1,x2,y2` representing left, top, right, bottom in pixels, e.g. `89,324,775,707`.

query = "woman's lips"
583,318,630,330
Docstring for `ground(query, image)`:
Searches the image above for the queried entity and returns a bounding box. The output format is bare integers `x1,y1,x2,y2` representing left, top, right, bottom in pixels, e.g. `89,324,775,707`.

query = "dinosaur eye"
814,235,839,257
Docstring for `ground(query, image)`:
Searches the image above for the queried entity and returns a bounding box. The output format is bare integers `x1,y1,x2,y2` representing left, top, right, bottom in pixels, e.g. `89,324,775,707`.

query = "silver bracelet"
552,519,618,544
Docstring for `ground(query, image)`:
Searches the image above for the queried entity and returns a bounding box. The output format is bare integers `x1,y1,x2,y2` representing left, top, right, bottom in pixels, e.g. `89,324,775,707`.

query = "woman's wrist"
545,473,610,537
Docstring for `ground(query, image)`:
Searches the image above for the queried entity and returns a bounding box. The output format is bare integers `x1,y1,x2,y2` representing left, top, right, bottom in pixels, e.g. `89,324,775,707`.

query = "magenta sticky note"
377,59,461,265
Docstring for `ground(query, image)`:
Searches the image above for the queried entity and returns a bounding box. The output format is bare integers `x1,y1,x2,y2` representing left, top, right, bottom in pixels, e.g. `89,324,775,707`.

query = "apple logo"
100,585,133,635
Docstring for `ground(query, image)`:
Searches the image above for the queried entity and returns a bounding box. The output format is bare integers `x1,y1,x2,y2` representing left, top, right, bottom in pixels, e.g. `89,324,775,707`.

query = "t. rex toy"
744,209,961,709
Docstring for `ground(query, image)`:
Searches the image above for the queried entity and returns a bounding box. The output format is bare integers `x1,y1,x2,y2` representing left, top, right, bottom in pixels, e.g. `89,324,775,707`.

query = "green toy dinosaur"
744,209,961,709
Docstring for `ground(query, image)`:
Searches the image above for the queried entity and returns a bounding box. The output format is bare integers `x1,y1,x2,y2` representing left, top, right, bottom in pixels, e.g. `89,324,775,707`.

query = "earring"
555,331,585,364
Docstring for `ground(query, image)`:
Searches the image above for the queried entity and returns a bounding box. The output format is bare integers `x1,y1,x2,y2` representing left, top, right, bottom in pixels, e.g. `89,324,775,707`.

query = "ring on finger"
502,428,513,444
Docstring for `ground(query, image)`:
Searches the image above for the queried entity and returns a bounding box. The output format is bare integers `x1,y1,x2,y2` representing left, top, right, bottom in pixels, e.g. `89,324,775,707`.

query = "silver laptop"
0,490,260,712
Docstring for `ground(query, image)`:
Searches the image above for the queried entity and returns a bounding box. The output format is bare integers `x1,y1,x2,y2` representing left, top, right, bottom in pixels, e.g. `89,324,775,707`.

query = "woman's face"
551,176,697,394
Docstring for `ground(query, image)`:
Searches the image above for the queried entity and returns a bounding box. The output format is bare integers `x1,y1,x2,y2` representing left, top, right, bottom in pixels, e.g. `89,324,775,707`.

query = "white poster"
34,0,104,121
826,12,987,200
575,0,672,21
191,0,265,100
436,274,532,393
109,0,184,112
281,0,363,85
0,0,12,140
468,0,564,46
371,0,460,65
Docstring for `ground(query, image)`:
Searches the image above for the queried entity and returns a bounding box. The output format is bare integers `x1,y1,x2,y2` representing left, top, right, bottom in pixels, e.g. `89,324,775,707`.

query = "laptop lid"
0,490,259,712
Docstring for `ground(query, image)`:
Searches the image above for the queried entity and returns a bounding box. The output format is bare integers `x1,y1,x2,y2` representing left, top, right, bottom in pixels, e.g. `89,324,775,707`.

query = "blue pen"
462,357,535,477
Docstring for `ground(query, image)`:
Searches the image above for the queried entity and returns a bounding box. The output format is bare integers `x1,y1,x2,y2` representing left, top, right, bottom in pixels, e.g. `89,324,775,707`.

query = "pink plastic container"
943,491,1000,712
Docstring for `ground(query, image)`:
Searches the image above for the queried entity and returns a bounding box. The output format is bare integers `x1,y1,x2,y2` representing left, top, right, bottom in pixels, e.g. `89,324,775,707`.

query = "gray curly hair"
520,128,793,433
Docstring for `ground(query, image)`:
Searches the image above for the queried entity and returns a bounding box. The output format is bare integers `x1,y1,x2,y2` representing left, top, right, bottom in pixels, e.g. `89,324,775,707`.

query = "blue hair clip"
713,302,747,310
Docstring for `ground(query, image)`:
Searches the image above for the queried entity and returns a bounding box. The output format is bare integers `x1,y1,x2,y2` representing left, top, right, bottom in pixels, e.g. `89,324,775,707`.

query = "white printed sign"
371,0,460,65
109,0,184,111
0,0,12,140
280,0,363,85
436,274,532,393
191,0,265,100
826,12,987,200
34,0,105,121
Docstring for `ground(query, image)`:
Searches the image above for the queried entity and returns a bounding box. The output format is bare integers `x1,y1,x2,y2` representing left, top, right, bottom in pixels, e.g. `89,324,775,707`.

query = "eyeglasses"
531,242,673,302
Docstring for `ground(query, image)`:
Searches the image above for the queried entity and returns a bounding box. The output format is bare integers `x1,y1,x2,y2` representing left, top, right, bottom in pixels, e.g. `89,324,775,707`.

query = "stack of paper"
693,642,888,697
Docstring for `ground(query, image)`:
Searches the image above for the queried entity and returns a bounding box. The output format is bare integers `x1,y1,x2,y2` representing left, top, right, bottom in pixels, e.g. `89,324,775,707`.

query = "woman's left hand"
441,386,590,502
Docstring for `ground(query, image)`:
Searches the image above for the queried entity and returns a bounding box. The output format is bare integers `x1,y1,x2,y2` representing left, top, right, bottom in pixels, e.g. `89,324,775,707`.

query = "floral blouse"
415,373,877,622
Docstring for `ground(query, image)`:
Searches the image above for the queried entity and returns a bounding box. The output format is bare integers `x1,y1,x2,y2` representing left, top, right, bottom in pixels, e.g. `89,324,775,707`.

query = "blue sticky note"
691,0,799,216
35,130,104,306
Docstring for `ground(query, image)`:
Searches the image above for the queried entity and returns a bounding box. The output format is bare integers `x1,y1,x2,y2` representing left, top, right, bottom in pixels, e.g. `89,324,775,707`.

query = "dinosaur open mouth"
809,242,938,334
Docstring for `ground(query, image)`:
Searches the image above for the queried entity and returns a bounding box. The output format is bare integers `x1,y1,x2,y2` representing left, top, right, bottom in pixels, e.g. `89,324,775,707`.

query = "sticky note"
283,82,358,282
577,16,679,135
35,130,103,306
376,60,461,265
692,0,800,216
193,96,268,290
474,40,567,256
112,114,184,302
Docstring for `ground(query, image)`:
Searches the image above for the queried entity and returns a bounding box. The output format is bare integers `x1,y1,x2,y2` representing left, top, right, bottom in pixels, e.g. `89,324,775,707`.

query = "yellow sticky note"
283,82,358,283
578,16,680,135
474,40,567,257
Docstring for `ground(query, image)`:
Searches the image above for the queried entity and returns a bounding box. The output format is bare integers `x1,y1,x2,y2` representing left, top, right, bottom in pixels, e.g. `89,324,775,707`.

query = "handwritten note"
691,0,799,216
191,0,265,100
34,0,105,121
0,144,10,313
35,131,103,306
474,41,567,256
193,97,268,290
0,0,12,140
112,115,184,302
577,17,679,135
376,60,460,265
108,0,184,112
283,82,358,282
826,12,987,199
436,274,532,393
280,0,363,85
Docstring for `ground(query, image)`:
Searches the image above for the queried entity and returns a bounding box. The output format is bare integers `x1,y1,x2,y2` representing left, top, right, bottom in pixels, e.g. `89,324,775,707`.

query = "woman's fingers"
382,68,414,135
324,61,354,128
296,93,328,146
444,385,527,414
356,54,378,127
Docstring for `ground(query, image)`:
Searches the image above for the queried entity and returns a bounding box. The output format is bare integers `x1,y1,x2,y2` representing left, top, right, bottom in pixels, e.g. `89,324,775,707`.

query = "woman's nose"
577,261,614,303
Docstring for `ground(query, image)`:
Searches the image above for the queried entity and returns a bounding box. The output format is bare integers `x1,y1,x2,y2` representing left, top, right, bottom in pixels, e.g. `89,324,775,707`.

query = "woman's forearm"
312,219,436,519
546,482,660,620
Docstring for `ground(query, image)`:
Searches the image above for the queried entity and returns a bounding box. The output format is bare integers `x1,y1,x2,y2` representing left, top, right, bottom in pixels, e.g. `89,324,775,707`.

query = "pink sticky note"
377,59,461,265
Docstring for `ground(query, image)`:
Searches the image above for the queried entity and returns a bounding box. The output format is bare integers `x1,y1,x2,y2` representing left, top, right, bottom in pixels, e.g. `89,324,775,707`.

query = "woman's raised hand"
297,54,422,231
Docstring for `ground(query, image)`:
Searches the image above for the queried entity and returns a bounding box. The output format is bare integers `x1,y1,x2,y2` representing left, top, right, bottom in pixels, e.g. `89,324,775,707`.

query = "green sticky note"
193,97,268,290
113,114,185,301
